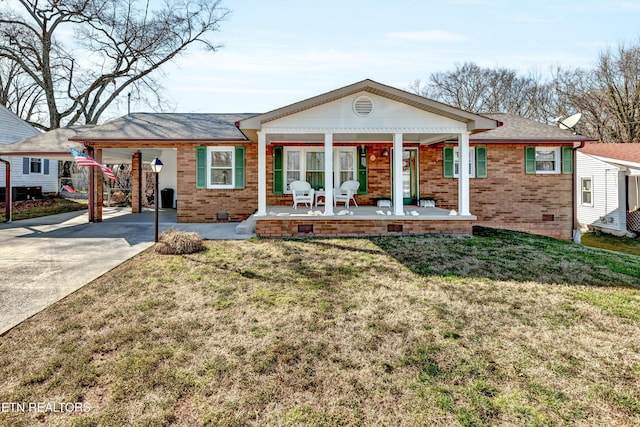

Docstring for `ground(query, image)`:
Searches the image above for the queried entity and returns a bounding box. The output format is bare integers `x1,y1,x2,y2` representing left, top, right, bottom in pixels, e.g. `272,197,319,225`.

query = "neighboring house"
0,104,58,199
1,80,589,239
576,143,640,237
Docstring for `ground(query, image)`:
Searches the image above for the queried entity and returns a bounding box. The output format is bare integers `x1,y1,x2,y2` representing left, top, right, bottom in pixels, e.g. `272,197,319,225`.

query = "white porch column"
257,131,267,216
458,132,471,216
392,133,405,215
323,133,334,216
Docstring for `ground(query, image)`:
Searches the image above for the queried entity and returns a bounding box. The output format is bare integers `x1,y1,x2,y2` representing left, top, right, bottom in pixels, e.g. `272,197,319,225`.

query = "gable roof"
239,79,498,137
71,113,253,142
579,142,640,166
472,113,593,142
0,104,40,145
0,126,91,160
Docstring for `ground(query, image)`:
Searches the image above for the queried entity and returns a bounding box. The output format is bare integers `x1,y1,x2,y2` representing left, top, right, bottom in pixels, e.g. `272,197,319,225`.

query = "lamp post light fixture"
150,158,163,242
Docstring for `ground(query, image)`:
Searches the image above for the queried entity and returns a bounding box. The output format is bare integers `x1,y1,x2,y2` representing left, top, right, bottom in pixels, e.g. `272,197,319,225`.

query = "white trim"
324,133,334,216
393,133,404,215
257,132,266,215
206,146,234,189
261,126,468,134
458,132,471,216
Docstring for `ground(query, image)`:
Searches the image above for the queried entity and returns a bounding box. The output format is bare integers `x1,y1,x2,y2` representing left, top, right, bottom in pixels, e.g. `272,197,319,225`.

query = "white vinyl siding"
576,152,626,233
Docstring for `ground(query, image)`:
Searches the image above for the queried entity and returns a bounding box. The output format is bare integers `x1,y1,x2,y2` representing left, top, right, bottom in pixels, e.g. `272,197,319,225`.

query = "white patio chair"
290,180,315,209
334,180,360,209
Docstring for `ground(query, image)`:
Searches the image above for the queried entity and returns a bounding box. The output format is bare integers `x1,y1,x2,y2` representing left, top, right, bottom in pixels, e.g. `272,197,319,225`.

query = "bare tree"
410,62,556,123
0,0,229,130
555,42,640,142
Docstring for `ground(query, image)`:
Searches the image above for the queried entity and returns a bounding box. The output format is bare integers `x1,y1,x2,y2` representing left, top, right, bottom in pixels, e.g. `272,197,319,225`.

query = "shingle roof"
0,126,90,159
579,142,640,164
71,113,254,141
471,113,592,142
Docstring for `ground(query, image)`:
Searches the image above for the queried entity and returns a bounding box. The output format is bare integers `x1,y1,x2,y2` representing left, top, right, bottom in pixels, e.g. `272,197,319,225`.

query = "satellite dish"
557,113,582,130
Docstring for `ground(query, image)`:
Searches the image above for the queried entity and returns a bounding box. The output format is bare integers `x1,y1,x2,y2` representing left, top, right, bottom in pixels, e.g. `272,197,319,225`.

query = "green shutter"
273,146,284,194
23,157,29,175
562,146,573,174
43,159,50,175
525,146,536,174
357,146,368,194
443,146,454,178
196,146,207,188
234,146,245,189
475,146,487,178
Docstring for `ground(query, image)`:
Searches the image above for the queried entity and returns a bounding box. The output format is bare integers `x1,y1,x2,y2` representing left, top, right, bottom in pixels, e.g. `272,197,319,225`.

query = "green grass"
0,197,87,222
582,231,640,256
0,228,639,426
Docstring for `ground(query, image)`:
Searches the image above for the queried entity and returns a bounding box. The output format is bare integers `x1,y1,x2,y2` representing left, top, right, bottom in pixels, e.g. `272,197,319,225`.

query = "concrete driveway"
0,208,253,335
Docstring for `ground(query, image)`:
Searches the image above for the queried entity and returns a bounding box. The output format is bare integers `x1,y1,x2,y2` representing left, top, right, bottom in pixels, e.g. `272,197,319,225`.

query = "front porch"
253,205,476,238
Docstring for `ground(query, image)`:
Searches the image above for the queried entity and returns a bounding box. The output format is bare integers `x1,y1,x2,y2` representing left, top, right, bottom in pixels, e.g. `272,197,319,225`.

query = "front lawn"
582,231,640,256
0,197,87,222
0,229,639,426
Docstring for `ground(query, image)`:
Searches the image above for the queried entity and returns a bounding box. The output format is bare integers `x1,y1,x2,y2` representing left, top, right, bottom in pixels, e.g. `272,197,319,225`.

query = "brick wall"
176,142,257,223
421,143,574,240
256,217,473,238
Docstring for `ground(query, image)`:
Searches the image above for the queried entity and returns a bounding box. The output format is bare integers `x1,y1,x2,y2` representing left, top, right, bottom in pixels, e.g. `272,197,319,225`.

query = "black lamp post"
150,158,163,242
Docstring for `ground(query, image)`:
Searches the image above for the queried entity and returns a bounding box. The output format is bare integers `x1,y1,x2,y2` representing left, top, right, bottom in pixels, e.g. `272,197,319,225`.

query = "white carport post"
458,132,471,216
257,131,267,216
392,133,405,215
323,133,334,216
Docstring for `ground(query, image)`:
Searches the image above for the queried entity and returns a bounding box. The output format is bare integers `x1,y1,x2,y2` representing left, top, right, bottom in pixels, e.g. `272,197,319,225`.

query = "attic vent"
353,96,374,117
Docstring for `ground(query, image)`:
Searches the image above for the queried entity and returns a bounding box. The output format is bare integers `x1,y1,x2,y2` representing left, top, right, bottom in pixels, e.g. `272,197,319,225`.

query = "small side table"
314,190,326,207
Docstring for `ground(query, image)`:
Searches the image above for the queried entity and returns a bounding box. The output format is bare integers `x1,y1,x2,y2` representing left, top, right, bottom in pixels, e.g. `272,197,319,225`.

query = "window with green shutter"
357,146,368,194
561,146,573,174
475,146,487,178
234,146,245,189
195,146,206,188
525,146,536,174
273,145,284,194
443,146,454,178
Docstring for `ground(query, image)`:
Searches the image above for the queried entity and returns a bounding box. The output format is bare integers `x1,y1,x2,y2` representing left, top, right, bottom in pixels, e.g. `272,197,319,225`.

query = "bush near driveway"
0,228,638,426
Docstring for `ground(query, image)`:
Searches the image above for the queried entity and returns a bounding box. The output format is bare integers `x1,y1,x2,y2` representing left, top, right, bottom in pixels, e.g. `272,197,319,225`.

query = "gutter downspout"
572,141,586,242
0,157,10,222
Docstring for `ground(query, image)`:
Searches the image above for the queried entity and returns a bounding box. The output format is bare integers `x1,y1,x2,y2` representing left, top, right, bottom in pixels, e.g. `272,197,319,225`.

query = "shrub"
154,229,205,255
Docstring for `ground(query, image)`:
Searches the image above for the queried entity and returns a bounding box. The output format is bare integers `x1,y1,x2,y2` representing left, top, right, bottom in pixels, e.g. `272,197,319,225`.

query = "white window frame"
206,146,234,189
453,147,475,178
535,147,561,174
580,176,593,206
30,157,43,174
283,146,357,193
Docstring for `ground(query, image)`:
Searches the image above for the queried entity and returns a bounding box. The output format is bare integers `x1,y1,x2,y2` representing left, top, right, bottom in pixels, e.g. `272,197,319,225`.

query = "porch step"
236,216,256,235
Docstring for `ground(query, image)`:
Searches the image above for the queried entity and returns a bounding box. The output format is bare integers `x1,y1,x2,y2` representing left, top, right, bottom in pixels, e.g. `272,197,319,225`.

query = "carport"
0,126,178,223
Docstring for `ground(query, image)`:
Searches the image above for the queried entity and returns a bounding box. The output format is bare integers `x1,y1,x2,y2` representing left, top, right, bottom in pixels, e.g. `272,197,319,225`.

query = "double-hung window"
535,147,560,174
580,177,593,206
454,147,476,178
283,147,356,192
525,146,573,175
30,158,42,174
209,147,234,188
443,146,486,178
195,146,245,189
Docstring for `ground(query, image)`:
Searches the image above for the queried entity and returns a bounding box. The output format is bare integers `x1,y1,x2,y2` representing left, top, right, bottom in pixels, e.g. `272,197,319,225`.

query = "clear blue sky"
151,0,638,115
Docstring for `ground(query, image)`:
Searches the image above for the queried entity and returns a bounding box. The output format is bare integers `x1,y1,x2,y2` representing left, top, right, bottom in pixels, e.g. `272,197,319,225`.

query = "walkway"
0,208,254,335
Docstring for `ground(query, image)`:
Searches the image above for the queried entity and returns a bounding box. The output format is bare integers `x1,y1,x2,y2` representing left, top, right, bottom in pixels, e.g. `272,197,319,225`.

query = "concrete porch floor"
259,204,475,220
